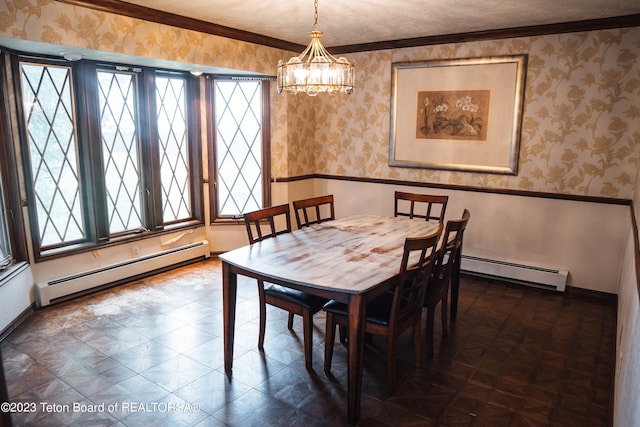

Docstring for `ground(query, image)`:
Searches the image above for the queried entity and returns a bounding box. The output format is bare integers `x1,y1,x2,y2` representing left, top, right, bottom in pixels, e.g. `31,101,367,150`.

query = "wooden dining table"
219,213,441,424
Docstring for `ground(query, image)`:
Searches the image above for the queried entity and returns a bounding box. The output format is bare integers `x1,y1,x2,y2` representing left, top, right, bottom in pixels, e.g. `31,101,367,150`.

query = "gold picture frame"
389,55,527,174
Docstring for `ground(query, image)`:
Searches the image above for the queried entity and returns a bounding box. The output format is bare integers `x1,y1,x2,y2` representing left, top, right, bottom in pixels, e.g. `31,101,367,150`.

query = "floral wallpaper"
0,0,293,176
314,30,640,199
1,0,639,198
0,0,283,74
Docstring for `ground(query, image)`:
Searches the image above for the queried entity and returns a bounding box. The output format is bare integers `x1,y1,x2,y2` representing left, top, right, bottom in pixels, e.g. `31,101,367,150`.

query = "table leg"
450,250,461,320
347,294,366,425
222,261,237,377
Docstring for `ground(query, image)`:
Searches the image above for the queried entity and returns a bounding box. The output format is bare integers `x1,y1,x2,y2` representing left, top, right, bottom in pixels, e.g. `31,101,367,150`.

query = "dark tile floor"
1,258,616,426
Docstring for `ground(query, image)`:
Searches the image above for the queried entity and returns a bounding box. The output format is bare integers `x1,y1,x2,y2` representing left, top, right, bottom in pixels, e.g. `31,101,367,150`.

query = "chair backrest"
243,203,292,244
394,191,449,223
292,195,335,228
433,209,470,282
390,224,443,326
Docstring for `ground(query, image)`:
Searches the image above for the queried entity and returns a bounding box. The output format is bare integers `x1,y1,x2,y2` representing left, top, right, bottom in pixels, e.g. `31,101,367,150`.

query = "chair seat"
323,292,410,326
264,284,327,313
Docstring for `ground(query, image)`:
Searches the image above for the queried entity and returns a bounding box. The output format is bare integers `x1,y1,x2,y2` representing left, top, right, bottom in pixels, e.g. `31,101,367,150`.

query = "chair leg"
257,280,267,351
324,313,336,375
338,324,347,345
365,332,374,344
287,312,295,330
450,252,461,320
413,322,421,367
441,294,449,338
387,335,397,393
426,304,435,358
302,309,313,371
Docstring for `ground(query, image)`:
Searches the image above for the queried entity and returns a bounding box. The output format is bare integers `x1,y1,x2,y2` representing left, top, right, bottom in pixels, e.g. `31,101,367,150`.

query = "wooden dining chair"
394,191,448,223
323,224,443,392
424,209,470,358
292,194,335,228
243,204,328,370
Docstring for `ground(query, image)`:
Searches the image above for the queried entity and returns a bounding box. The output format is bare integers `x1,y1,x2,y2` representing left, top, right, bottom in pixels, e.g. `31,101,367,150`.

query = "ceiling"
1,0,637,76
122,0,640,47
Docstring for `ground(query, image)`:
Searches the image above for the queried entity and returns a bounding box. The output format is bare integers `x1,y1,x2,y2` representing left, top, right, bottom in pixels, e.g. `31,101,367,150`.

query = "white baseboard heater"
460,255,568,292
35,240,210,307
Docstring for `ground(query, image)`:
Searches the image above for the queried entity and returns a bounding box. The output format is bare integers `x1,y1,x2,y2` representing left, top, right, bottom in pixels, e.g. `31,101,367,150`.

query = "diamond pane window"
20,63,85,247
15,55,203,259
156,75,191,222
215,80,262,216
97,70,143,234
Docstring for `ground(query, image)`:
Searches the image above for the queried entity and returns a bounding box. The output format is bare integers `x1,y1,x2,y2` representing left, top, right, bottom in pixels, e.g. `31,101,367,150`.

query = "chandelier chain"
314,0,318,26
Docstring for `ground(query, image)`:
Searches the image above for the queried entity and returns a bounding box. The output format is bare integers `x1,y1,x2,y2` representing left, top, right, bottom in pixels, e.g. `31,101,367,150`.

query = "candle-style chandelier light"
277,0,355,96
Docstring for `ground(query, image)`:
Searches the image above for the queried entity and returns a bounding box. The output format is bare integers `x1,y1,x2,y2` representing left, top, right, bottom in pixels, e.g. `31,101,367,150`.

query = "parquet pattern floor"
1,258,616,426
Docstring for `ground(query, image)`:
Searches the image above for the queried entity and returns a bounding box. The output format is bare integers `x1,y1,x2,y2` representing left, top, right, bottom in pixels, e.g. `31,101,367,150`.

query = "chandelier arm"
295,41,314,61
308,37,340,63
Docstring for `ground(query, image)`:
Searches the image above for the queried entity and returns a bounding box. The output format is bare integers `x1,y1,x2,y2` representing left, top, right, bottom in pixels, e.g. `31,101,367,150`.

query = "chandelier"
277,0,354,96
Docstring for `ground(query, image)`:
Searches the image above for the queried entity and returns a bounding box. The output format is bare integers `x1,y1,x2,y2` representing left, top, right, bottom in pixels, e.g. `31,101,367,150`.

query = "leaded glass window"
214,80,263,216
20,63,85,247
15,55,203,259
156,75,191,223
97,70,143,234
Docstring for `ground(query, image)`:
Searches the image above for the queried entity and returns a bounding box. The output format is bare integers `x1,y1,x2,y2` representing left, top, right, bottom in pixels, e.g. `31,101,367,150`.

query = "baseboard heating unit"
35,240,210,307
460,255,568,292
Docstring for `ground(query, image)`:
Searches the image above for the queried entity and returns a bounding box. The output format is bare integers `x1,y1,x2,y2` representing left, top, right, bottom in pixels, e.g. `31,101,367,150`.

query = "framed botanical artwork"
389,55,528,174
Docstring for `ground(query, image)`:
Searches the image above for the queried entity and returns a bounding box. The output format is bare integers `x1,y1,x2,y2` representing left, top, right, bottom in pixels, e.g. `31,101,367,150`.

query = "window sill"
35,221,204,262
210,217,244,225
0,261,30,288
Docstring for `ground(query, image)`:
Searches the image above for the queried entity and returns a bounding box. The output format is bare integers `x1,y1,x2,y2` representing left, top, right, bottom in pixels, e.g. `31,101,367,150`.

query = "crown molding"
331,14,640,54
54,0,305,52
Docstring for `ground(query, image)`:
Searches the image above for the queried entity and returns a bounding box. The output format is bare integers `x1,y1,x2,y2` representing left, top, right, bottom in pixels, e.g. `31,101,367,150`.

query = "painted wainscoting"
0,263,33,337
297,178,629,294
208,177,629,294
614,222,640,427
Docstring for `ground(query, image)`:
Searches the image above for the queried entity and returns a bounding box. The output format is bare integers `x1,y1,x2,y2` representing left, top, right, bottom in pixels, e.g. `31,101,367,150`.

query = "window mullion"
183,76,203,224
75,61,109,243
139,68,163,231
261,82,271,208
0,53,27,262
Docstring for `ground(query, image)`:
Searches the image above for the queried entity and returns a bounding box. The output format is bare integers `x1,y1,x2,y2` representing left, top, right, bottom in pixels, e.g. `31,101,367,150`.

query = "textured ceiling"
123,0,640,47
